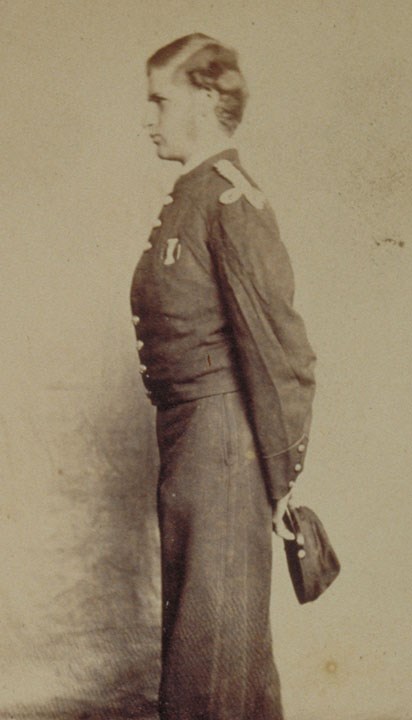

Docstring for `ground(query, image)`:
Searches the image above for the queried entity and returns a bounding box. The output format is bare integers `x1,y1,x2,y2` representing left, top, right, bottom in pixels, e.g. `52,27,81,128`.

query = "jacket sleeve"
208,186,316,503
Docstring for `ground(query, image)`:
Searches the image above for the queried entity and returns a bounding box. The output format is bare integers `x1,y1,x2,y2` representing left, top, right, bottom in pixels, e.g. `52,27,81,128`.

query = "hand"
272,489,295,541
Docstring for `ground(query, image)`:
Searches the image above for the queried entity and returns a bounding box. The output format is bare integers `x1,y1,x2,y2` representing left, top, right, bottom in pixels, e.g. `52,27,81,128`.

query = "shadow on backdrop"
3,366,161,720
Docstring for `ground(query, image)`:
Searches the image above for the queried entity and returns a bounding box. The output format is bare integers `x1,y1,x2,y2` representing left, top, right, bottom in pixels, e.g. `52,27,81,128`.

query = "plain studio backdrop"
1,1,411,719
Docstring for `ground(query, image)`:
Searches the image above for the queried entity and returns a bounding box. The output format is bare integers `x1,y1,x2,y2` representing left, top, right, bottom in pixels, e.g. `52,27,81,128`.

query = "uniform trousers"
156,390,284,720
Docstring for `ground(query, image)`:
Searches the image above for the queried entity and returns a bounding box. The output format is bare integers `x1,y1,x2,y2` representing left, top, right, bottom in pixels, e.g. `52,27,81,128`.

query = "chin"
155,144,182,163
156,148,171,160
154,142,169,159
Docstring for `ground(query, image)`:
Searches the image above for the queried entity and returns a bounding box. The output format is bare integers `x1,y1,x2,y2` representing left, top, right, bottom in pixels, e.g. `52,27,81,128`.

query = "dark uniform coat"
130,148,316,501
130,148,316,720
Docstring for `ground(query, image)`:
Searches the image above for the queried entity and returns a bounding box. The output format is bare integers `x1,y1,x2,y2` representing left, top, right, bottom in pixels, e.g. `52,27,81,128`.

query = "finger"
273,525,295,541
272,520,295,541
272,498,292,523
273,489,294,515
288,494,297,509
272,498,288,520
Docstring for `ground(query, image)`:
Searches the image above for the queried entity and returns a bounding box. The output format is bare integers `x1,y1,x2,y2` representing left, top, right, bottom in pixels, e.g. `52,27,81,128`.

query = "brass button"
132,315,140,325
298,444,305,453
136,340,144,350
163,195,174,206
294,463,302,472
139,364,147,374
153,218,162,228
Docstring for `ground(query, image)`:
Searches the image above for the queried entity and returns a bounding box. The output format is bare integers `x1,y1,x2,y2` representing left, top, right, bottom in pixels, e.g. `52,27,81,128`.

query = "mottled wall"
1,1,411,719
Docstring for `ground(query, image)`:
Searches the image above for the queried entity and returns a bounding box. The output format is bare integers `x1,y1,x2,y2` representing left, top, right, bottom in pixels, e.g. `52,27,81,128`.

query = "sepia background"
1,1,412,718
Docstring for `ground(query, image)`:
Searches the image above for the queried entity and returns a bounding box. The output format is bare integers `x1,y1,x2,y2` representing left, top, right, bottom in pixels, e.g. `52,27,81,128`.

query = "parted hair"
147,33,248,135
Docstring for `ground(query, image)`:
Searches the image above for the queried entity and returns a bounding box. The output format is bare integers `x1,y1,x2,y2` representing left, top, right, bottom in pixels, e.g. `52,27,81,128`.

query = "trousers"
156,391,284,720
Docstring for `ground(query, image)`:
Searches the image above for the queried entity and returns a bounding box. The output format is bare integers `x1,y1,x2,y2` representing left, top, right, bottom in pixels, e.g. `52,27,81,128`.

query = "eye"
149,94,168,106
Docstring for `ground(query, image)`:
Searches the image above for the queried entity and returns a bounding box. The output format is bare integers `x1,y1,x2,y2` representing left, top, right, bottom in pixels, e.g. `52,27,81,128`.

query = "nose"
142,102,157,130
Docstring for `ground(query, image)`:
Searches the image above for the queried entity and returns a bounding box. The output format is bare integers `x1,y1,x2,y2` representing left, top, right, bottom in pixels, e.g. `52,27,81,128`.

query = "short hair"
147,34,248,135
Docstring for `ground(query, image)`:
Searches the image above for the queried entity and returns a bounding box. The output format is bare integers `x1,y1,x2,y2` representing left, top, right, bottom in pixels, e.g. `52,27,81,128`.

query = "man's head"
144,34,248,163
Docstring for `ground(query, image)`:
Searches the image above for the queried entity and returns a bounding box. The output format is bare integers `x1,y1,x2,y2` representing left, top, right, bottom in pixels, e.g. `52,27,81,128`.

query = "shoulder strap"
214,159,266,210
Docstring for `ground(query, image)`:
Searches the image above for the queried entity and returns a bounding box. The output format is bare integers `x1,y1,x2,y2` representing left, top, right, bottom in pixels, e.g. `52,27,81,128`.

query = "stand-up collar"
174,148,240,191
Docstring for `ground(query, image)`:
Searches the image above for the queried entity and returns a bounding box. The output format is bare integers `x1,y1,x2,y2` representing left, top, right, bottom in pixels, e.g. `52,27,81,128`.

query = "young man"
130,33,316,720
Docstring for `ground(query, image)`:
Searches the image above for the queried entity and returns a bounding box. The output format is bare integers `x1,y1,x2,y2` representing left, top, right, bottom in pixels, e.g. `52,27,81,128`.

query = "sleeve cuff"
262,435,309,502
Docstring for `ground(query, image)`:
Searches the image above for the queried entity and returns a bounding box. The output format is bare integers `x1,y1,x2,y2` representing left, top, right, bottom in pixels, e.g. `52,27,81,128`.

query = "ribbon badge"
163,238,182,266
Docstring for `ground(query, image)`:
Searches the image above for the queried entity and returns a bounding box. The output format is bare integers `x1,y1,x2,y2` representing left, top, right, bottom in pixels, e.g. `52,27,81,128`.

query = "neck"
181,134,236,174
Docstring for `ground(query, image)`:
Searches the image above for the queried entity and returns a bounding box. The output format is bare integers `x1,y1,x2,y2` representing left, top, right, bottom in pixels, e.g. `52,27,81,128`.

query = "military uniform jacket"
130,149,316,501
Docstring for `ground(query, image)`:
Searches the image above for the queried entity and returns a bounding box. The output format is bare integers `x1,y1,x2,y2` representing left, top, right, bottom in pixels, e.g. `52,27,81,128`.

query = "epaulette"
214,159,266,210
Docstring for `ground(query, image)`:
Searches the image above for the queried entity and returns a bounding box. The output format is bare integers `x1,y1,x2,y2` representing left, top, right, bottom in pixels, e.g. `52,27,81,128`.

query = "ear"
197,87,219,116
